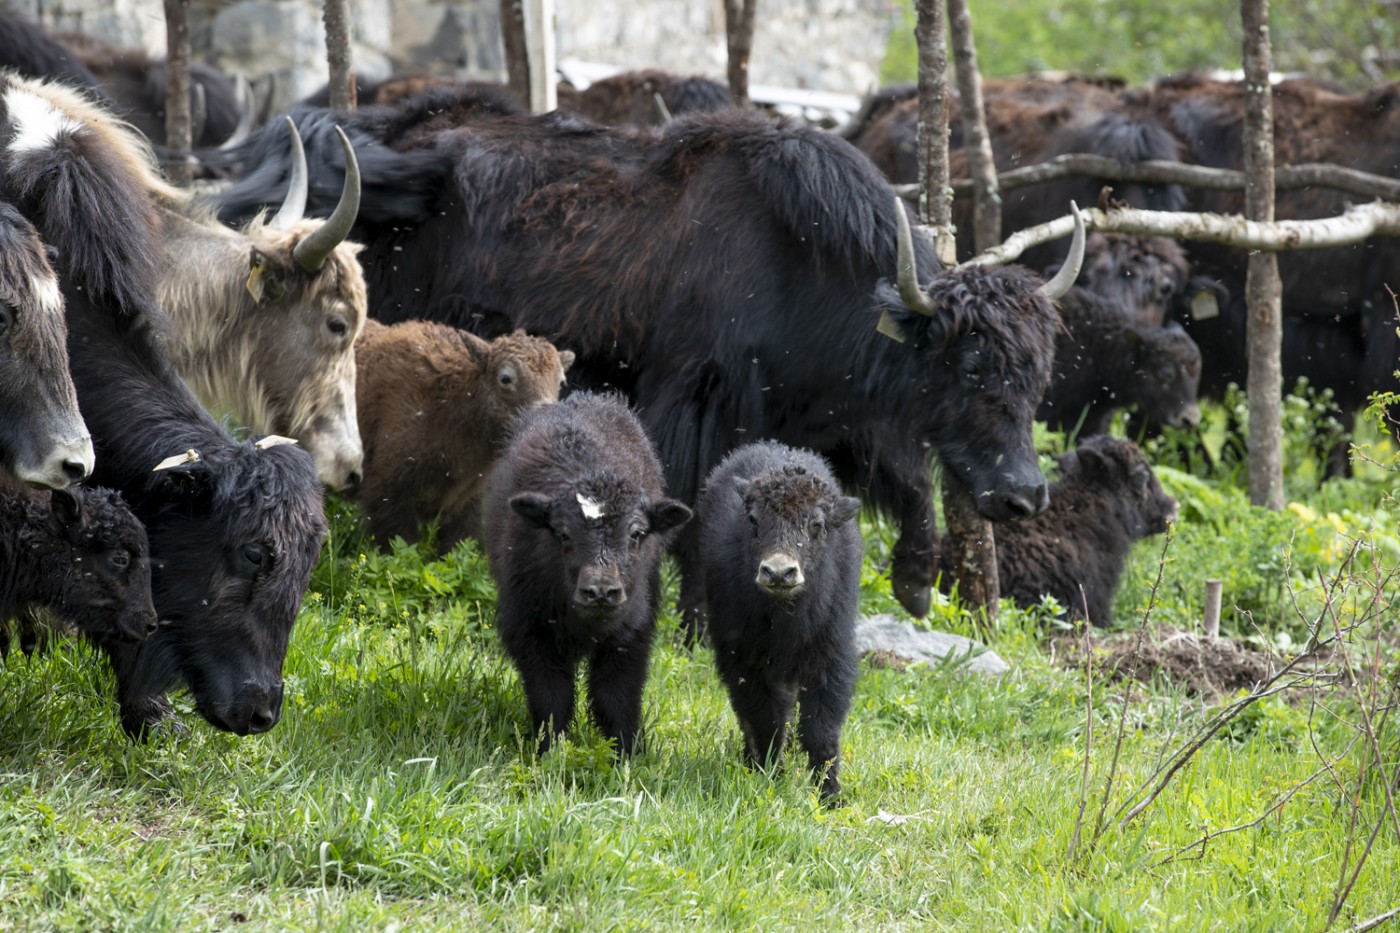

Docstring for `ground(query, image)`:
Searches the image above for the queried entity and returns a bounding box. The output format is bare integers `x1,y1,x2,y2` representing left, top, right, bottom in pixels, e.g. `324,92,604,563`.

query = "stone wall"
17,0,899,110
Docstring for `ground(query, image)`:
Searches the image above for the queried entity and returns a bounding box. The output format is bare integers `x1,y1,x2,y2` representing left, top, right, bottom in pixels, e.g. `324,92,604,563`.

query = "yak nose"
61,457,90,485
226,681,284,735
576,570,625,608
757,553,804,591
343,469,363,493
1174,403,1202,428
997,481,1049,520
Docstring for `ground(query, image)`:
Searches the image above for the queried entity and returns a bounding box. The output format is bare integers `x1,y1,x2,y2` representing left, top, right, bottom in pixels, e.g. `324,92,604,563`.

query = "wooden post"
1242,0,1283,509
723,0,758,108
947,0,1000,252
522,0,556,114
1203,579,1222,640
324,0,357,111
163,0,193,187
500,0,530,108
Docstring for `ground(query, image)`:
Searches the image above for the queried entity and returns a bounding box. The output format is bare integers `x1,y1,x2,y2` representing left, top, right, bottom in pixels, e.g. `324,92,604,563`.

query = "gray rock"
855,614,1009,676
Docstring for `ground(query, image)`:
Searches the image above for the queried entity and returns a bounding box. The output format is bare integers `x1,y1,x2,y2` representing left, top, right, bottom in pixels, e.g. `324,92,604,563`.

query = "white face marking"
4,88,81,154
576,493,604,520
29,273,62,318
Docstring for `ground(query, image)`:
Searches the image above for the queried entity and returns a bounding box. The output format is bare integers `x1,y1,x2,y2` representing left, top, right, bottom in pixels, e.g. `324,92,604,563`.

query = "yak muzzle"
757,552,805,595
206,680,284,735
575,568,626,610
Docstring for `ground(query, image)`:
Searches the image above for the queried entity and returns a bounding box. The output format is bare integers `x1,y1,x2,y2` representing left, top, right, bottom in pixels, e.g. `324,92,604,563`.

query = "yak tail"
641,358,763,506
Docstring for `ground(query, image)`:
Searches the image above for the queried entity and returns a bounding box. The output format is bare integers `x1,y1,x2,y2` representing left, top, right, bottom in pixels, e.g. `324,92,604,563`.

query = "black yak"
0,74,327,737
484,392,692,755
696,441,862,801
212,87,1084,629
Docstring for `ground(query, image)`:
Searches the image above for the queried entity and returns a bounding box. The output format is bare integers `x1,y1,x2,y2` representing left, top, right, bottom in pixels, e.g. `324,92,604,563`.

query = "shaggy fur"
0,472,155,650
157,207,369,491
484,392,691,755
697,441,862,801
937,436,1177,627
0,199,92,488
0,73,327,738
1041,287,1202,437
556,69,732,127
354,319,573,547
213,90,1062,628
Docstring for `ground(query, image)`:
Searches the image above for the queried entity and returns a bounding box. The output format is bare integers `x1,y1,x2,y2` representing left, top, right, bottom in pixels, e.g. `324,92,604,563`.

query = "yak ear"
151,451,215,500
50,488,84,538
510,492,554,529
731,477,752,501
456,329,491,366
648,499,693,534
1074,444,1113,479
830,495,862,527
557,350,576,372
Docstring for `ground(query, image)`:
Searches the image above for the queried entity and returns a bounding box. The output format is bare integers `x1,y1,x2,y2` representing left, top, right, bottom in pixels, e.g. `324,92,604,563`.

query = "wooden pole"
723,0,758,108
162,0,193,187
1242,0,1283,509
500,0,530,108
947,0,999,252
522,0,556,113
1203,579,1222,640
324,0,357,111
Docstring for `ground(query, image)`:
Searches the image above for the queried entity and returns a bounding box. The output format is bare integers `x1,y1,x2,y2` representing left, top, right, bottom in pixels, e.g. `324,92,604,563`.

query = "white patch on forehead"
4,88,81,154
576,493,605,520
29,273,62,318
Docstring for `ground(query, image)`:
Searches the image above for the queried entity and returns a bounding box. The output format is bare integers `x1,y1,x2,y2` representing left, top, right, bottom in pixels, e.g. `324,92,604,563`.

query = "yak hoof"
893,580,932,618
120,695,182,742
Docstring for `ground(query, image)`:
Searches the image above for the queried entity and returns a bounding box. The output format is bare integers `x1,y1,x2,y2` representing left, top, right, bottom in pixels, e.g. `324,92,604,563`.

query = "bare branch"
1338,906,1400,933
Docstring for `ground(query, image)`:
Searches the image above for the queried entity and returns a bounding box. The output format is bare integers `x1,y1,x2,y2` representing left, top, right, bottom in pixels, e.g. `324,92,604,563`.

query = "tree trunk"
522,0,556,113
162,0,192,187
914,0,998,621
324,0,356,112
1242,0,1284,509
947,0,999,252
723,0,758,108
500,0,530,108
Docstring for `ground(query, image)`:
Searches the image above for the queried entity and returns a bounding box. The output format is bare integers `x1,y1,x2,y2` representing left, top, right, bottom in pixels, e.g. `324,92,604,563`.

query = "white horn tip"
255,435,300,450
153,449,201,471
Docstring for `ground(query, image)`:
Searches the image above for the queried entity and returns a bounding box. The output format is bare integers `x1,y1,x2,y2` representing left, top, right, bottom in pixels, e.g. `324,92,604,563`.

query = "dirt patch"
1054,625,1283,697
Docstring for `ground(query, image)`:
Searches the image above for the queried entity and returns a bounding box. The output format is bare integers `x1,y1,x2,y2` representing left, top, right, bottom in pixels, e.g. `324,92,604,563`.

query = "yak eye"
809,519,825,537
108,549,130,571
0,304,12,337
629,526,646,544
327,315,349,338
499,368,517,388
241,542,270,568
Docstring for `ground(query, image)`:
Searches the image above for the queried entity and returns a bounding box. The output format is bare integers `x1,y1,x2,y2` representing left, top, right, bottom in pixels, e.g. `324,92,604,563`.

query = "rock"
854,614,1009,676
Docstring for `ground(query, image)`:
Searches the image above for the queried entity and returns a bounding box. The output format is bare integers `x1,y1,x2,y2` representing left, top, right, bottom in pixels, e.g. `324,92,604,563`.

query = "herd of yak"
0,11,1390,795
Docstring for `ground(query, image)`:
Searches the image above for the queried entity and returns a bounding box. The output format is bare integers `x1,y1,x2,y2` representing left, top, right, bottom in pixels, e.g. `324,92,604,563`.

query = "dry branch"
163,0,192,187
323,0,356,111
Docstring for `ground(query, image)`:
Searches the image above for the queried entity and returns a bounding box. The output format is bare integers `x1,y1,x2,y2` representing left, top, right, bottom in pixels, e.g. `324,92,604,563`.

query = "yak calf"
697,441,862,801
938,436,1176,627
355,319,574,548
0,475,156,653
485,392,691,755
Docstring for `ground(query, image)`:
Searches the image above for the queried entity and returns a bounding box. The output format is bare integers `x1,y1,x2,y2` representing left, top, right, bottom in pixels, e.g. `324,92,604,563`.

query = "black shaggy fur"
938,436,1177,627
0,74,327,737
484,392,691,755
0,472,156,650
213,90,1061,627
0,13,108,97
697,441,861,801
1040,287,1203,437
557,69,732,127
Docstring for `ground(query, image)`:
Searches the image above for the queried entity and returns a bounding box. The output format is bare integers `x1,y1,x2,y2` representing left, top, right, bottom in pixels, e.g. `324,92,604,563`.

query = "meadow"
0,390,1397,932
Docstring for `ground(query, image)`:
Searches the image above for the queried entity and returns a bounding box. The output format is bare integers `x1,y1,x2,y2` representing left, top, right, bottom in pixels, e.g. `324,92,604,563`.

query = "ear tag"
153,449,200,472
246,260,266,303
1190,290,1219,321
876,310,908,343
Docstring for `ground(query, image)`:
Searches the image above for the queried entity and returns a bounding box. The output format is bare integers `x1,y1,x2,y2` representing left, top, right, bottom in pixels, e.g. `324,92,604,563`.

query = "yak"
485,392,692,755
0,473,156,652
696,441,862,802
0,199,93,489
556,69,732,126
0,74,327,737
354,318,573,548
213,87,1083,628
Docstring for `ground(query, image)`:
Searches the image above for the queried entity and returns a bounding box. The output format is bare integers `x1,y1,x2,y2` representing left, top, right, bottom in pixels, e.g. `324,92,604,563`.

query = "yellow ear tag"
246,261,266,303
876,310,907,343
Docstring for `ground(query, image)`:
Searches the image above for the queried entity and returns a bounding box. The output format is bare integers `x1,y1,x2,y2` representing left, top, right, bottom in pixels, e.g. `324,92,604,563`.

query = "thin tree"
723,0,758,108
324,0,356,111
947,0,999,251
500,0,530,108
1243,0,1283,508
163,0,193,187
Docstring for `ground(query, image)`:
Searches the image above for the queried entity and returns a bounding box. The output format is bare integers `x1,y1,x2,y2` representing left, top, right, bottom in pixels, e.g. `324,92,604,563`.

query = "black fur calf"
484,392,691,755
938,436,1177,627
696,441,862,801
0,474,156,652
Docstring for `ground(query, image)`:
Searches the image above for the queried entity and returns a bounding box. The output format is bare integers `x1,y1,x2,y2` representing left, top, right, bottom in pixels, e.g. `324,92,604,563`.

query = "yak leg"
103,641,179,740
499,610,577,754
674,522,708,647
797,664,857,802
716,651,794,770
890,480,938,619
587,629,655,756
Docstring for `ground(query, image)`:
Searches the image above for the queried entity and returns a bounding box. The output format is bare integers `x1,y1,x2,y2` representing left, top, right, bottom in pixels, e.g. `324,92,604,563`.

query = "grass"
0,412,1398,931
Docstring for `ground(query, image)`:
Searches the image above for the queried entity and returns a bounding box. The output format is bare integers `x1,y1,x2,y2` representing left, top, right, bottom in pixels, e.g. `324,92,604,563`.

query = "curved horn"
292,126,361,273
894,195,937,316
1039,201,1086,300
217,74,257,150
270,115,308,230
190,81,207,148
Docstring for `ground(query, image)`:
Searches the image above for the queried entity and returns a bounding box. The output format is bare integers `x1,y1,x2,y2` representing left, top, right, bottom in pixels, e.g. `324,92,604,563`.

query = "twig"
1337,905,1400,933
1067,586,1093,863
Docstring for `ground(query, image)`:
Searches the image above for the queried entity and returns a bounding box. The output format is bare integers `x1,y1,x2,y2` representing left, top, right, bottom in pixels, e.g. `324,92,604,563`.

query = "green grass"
1,410,1398,930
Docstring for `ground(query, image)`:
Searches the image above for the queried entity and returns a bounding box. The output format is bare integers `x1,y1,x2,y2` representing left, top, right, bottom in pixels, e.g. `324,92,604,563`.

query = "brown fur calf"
354,319,574,548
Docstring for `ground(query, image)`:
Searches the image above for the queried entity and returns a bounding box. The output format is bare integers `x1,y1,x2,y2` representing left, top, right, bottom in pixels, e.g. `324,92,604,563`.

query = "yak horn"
1038,201,1086,300
292,126,361,273
271,116,308,230
153,449,200,472
894,196,938,316
217,74,257,150
254,435,299,450
190,82,207,148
